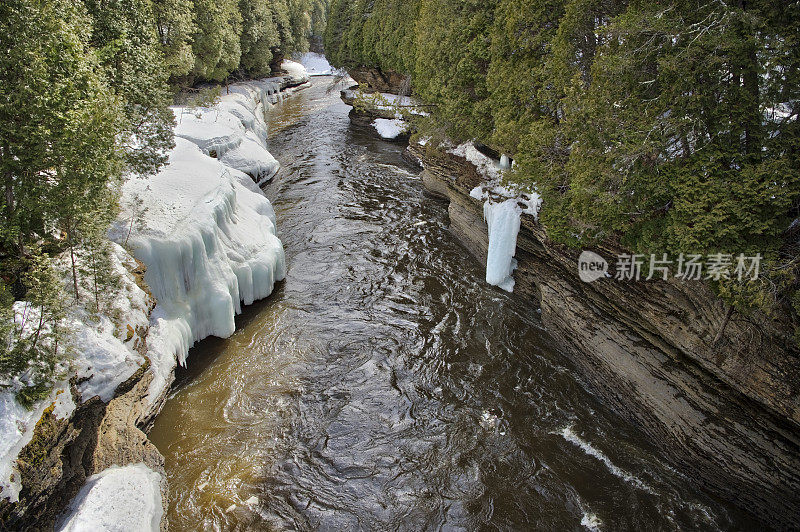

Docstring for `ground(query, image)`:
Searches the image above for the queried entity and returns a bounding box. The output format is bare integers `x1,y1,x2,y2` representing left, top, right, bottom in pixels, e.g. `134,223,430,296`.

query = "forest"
0,0,327,403
325,0,800,328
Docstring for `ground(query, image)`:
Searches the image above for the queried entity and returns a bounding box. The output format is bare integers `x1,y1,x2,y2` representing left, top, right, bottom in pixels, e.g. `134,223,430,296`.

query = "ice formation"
449,142,543,293
372,118,408,140
57,464,163,532
2,73,297,504
116,138,286,410
483,199,522,292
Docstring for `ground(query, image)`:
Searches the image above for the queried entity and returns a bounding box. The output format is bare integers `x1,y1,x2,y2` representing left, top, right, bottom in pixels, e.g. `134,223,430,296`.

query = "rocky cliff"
407,139,800,528
0,262,169,532
347,67,408,94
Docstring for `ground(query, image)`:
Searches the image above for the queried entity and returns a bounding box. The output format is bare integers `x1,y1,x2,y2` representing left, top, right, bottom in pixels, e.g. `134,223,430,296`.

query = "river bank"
401,117,800,527
0,63,310,530
329,67,800,526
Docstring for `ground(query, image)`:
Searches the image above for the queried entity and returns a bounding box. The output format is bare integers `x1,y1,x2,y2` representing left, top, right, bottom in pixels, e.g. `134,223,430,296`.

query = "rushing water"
149,79,755,531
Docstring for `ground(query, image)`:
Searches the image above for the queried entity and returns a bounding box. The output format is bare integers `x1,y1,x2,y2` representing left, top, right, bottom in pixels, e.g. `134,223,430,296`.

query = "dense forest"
325,0,800,329
0,0,327,404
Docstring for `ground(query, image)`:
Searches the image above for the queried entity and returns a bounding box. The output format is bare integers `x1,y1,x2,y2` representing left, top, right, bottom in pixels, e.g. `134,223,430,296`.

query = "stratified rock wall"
410,140,800,527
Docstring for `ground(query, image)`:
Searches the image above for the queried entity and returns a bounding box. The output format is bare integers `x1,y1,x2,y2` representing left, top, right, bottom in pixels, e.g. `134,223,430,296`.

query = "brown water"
149,79,755,531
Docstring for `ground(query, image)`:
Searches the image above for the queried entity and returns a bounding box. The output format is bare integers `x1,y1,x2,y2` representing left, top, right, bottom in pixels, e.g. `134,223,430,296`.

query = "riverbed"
148,78,755,531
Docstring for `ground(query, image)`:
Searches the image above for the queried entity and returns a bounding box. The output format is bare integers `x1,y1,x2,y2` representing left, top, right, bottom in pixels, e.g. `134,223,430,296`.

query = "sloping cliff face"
408,140,800,527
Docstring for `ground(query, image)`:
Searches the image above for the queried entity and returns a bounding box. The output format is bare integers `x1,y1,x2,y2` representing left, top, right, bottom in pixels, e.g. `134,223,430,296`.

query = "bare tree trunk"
67,224,80,303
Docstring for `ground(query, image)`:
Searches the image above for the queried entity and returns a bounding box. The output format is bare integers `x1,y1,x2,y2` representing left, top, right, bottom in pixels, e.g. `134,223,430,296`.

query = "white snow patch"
52,389,75,420
58,463,163,532
450,143,502,181
342,90,430,117
581,512,602,531
296,52,334,76
173,81,281,184
219,132,279,185
1,243,153,502
372,118,408,140
280,60,310,86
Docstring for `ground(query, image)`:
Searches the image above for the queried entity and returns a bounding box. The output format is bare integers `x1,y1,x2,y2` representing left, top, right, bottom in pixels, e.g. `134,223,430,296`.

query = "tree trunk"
67,224,80,303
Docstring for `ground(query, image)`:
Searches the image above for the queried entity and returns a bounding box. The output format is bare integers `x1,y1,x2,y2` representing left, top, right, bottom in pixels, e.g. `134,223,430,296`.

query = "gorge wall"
406,139,800,528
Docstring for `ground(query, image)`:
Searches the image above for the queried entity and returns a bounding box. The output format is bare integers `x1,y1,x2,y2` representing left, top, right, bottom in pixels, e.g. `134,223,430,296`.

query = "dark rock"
348,67,409,94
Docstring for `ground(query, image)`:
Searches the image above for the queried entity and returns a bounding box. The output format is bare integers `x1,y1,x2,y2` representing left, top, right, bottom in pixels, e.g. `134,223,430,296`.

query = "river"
148,78,755,531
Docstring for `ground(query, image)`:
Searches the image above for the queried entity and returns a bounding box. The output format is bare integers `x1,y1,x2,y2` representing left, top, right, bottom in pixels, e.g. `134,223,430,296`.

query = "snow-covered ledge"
1,66,305,529
114,138,286,414
112,65,307,417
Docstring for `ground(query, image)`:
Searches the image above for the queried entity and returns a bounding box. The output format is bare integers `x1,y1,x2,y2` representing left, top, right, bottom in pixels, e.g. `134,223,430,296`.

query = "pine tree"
239,0,281,76
83,0,176,176
153,0,197,79
191,0,243,81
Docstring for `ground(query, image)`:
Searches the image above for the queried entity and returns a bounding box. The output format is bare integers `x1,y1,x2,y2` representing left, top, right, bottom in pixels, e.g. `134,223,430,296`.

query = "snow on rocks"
173,64,310,185
174,88,277,185
1,74,296,514
342,89,430,117
372,118,408,140
0,244,153,503
57,464,164,532
280,59,311,86
114,137,286,412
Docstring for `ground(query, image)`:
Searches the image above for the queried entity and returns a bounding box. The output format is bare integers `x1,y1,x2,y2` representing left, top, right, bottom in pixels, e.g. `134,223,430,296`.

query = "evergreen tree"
83,0,176,176
239,0,281,76
153,0,197,79
191,0,243,81
414,0,496,141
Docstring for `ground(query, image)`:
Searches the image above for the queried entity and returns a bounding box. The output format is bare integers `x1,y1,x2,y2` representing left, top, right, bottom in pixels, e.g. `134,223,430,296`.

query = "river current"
149,78,754,531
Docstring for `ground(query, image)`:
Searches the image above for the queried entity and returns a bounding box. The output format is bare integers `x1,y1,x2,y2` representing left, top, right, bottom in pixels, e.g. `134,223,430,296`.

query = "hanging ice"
483,199,522,292
114,138,286,410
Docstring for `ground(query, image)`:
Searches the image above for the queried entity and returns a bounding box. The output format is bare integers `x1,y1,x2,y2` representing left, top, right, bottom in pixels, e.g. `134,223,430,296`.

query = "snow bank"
2,75,295,511
483,200,522,292
372,118,408,140
173,68,309,185
115,138,286,410
57,464,163,532
174,85,279,185
296,52,334,76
